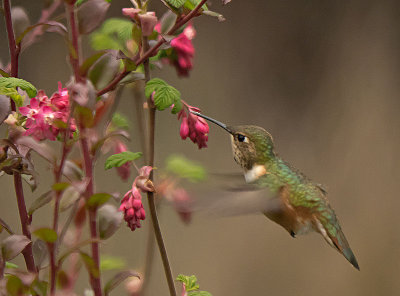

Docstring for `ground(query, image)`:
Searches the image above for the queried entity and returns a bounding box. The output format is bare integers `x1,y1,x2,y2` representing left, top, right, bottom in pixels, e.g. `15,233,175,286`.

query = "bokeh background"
1,0,400,295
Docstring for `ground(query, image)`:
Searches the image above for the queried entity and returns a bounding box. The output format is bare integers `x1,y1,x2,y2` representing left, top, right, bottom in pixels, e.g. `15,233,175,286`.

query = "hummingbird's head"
227,125,275,170
190,112,276,170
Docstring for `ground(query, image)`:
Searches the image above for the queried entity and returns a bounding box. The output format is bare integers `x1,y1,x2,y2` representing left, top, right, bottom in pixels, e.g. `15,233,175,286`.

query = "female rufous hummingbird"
191,111,359,270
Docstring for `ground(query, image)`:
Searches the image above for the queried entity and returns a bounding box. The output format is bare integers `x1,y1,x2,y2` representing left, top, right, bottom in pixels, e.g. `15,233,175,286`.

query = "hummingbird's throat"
244,164,268,183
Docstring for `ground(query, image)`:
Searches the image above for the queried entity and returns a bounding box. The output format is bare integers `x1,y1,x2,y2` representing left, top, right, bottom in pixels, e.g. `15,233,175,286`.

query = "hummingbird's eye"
237,134,246,142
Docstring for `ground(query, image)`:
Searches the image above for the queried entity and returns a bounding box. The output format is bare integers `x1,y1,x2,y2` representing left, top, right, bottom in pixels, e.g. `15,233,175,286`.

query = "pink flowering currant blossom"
170,24,196,77
154,23,196,77
19,83,75,141
119,166,154,231
178,105,209,149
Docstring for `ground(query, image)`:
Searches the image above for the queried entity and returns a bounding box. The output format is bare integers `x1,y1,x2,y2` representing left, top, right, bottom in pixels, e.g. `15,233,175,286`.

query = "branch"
96,0,208,97
141,30,177,294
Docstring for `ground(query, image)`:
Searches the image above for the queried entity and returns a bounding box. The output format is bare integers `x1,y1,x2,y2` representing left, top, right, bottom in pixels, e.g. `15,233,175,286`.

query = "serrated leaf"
184,0,208,10
188,292,212,296
105,151,142,170
1,235,31,260
111,113,130,130
100,255,125,271
153,85,181,111
144,78,167,98
0,87,24,107
171,96,183,114
0,77,37,98
104,270,140,296
165,0,186,8
28,191,52,215
166,155,206,182
33,228,58,243
145,78,181,112
87,193,112,209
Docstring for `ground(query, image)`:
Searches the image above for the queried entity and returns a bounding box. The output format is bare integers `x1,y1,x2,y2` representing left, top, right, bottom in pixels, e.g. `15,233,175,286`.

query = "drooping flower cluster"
119,166,154,231
178,106,209,149
19,82,75,141
170,24,196,77
155,23,196,77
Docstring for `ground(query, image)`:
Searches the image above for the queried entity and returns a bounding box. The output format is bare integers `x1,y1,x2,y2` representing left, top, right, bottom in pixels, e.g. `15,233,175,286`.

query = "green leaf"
105,151,142,170
5,262,18,269
165,0,186,8
188,292,212,296
28,191,52,215
33,228,58,243
80,251,100,278
176,274,199,291
171,96,183,114
166,155,206,182
0,77,37,98
145,78,181,112
100,255,125,271
111,113,130,130
177,274,212,296
0,86,24,107
90,18,133,52
184,0,208,10
144,78,167,98
86,193,112,209
52,182,71,192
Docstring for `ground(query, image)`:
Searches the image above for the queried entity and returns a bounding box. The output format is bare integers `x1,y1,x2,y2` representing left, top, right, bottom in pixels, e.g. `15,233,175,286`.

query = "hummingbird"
191,111,359,270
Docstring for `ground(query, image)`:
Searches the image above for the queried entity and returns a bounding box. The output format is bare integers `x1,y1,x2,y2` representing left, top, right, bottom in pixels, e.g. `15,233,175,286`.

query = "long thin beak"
190,111,233,134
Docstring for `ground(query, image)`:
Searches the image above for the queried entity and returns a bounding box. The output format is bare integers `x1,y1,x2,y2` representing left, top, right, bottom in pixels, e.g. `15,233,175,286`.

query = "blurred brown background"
1,0,400,295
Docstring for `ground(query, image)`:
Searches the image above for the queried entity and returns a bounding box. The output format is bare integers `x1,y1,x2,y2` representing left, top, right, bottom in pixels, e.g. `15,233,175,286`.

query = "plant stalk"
141,32,177,295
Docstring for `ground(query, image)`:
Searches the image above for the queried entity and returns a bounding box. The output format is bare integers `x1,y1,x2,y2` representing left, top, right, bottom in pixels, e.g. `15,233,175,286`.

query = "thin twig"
141,31,177,295
14,173,36,272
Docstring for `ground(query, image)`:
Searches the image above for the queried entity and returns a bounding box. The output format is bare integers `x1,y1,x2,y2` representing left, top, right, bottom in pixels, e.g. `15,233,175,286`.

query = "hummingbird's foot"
290,230,296,238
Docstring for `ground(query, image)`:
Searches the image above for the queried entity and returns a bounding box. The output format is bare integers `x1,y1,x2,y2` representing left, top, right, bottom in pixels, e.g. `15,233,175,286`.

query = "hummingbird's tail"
319,221,360,270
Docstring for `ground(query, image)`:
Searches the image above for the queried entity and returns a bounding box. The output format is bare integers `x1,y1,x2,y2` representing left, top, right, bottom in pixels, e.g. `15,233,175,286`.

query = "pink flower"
155,23,196,77
19,82,75,141
170,25,196,77
122,8,158,36
119,186,145,231
138,12,158,36
114,141,131,182
119,165,153,231
178,106,209,149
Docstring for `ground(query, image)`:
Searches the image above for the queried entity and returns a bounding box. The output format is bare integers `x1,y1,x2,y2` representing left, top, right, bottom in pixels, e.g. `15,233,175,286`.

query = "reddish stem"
14,173,36,272
96,0,208,97
3,0,19,110
4,0,36,273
